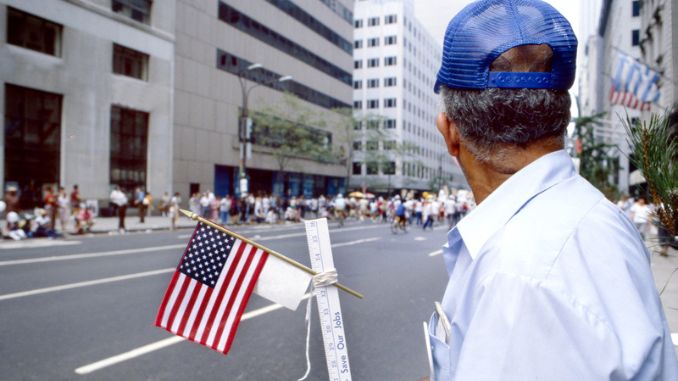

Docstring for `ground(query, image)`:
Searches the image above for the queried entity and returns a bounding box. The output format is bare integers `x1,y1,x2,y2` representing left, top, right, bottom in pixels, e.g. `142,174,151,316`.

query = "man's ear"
436,112,460,157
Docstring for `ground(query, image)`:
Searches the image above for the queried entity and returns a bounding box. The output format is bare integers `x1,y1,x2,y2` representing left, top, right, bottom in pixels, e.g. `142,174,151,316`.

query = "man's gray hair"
440,86,571,164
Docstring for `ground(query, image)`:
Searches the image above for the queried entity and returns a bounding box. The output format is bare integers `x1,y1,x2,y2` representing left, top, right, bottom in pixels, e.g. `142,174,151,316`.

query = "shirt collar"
449,150,577,261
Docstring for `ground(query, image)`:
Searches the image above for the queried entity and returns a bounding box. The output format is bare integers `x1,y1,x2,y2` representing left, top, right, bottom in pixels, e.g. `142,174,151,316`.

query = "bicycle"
390,215,407,234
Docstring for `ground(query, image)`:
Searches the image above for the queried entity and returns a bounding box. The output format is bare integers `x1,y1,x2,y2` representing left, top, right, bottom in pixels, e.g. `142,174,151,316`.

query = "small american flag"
155,222,268,355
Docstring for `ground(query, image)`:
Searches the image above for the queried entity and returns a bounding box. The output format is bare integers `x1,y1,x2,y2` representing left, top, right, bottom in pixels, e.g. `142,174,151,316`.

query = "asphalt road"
0,219,451,381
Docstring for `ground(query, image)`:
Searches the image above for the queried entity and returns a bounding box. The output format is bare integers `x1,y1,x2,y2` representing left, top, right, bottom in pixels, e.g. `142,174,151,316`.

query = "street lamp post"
236,64,292,196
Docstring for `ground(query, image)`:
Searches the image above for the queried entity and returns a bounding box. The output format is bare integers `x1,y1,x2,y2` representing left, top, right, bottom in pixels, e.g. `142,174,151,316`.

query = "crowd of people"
1,184,94,240
185,189,478,231
1,183,675,251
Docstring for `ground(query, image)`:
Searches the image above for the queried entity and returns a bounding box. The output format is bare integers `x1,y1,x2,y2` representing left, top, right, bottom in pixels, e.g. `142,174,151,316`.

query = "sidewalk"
650,246,678,352
90,215,196,233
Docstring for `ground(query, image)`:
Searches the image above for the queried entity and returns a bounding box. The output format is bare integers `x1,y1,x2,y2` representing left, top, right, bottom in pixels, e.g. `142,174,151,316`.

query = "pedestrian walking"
423,1,678,379
70,185,81,232
57,186,70,234
169,192,181,231
110,186,128,233
630,196,651,240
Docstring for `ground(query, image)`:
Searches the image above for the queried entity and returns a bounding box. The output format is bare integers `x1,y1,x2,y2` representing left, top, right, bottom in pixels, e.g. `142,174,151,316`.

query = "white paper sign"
254,254,311,310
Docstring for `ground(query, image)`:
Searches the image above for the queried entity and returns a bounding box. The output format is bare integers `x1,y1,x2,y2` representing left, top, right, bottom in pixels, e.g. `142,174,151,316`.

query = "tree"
250,94,335,193
623,111,678,236
572,112,620,200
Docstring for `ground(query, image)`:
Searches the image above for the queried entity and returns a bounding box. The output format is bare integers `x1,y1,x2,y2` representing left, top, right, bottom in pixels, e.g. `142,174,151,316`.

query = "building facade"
639,0,677,112
0,0,174,207
173,0,354,199
351,0,462,193
583,0,644,193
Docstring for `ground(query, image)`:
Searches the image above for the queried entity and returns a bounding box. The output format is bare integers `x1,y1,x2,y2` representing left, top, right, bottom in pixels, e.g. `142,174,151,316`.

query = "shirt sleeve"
450,273,623,381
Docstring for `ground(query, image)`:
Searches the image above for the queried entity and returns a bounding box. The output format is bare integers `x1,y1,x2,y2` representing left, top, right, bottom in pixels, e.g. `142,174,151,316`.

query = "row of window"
354,56,397,69
353,140,397,151
218,2,352,86
354,119,397,129
352,160,441,180
354,35,397,48
354,14,398,28
352,161,396,176
354,98,397,109
264,0,352,54
353,77,397,89
217,50,350,109
7,7,150,80
5,83,149,193
318,0,354,25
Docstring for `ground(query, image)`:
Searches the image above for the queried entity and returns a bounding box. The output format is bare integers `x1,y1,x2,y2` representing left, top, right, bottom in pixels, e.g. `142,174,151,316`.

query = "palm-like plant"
623,112,678,236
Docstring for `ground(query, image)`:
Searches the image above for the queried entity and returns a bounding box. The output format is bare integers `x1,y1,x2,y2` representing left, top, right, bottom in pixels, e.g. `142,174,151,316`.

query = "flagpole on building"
180,209,364,300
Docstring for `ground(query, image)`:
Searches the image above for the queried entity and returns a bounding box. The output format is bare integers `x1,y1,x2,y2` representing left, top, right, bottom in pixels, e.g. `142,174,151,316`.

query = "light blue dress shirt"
429,150,678,380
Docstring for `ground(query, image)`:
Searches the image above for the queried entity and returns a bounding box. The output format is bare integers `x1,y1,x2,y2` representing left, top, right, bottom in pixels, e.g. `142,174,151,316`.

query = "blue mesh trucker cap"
433,0,577,93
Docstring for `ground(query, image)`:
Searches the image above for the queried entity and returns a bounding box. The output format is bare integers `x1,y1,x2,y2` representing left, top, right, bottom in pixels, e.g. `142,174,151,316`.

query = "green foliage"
573,112,620,200
251,94,334,172
623,111,678,235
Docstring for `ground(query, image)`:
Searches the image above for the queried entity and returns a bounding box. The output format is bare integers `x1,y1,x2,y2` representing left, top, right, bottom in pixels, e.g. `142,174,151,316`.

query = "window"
366,141,378,151
354,60,363,69
383,140,396,150
354,80,363,89
632,29,640,46
367,162,379,175
354,19,363,28
4,84,62,196
353,162,362,175
385,98,397,108
353,141,362,150
632,1,640,17
219,3,351,86
368,17,380,27
112,0,152,24
354,40,363,49
368,37,380,47
367,99,379,109
367,119,380,129
385,119,396,129
217,50,350,109
353,100,363,109
110,105,149,192
385,56,397,66
385,36,397,45
368,58,380,68
354,120,362,130
384,77,397,87
383,161,396,175
7,7,62,56
367,78,380,88
385,14,398,24
113,44,149,80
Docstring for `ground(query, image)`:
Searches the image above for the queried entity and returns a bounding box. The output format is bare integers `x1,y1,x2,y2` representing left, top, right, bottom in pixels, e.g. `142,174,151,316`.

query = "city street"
0,220,451,380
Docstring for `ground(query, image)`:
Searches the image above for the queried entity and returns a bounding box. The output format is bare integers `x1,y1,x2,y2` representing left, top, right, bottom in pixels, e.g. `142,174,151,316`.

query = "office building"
0,0,174,207
352,0,463,193
174,0,354,198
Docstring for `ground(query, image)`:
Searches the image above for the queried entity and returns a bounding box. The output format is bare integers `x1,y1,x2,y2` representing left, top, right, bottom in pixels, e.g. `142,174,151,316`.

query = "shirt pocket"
429,312,452,380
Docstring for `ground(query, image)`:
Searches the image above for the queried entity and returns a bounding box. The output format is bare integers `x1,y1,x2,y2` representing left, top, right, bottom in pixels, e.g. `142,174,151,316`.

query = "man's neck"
460,143,562,204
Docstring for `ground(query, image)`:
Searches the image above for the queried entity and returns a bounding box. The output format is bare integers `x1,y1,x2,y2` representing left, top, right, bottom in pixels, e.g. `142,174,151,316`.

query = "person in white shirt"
630,196,651,240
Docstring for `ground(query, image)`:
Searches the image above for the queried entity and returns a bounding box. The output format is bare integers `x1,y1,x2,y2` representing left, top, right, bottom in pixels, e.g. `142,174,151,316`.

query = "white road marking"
672,333,678,346
414,236,427,241
0,240,81,250
332,237,380,248
0,268,174,301
0,244,184,267
428,249,443,257
1,235,379,301
74,294,312,375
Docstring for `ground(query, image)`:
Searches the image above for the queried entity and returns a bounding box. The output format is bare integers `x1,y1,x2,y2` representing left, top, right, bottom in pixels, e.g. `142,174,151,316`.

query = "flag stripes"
609,51,660,110
155,224,268,355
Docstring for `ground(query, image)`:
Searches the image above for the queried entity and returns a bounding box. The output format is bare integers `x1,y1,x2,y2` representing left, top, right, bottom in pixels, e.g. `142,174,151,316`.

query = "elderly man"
425,1,678,380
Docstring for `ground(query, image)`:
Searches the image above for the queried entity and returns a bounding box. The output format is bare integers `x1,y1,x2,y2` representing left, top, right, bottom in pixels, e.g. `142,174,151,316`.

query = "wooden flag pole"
180,209,364,299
